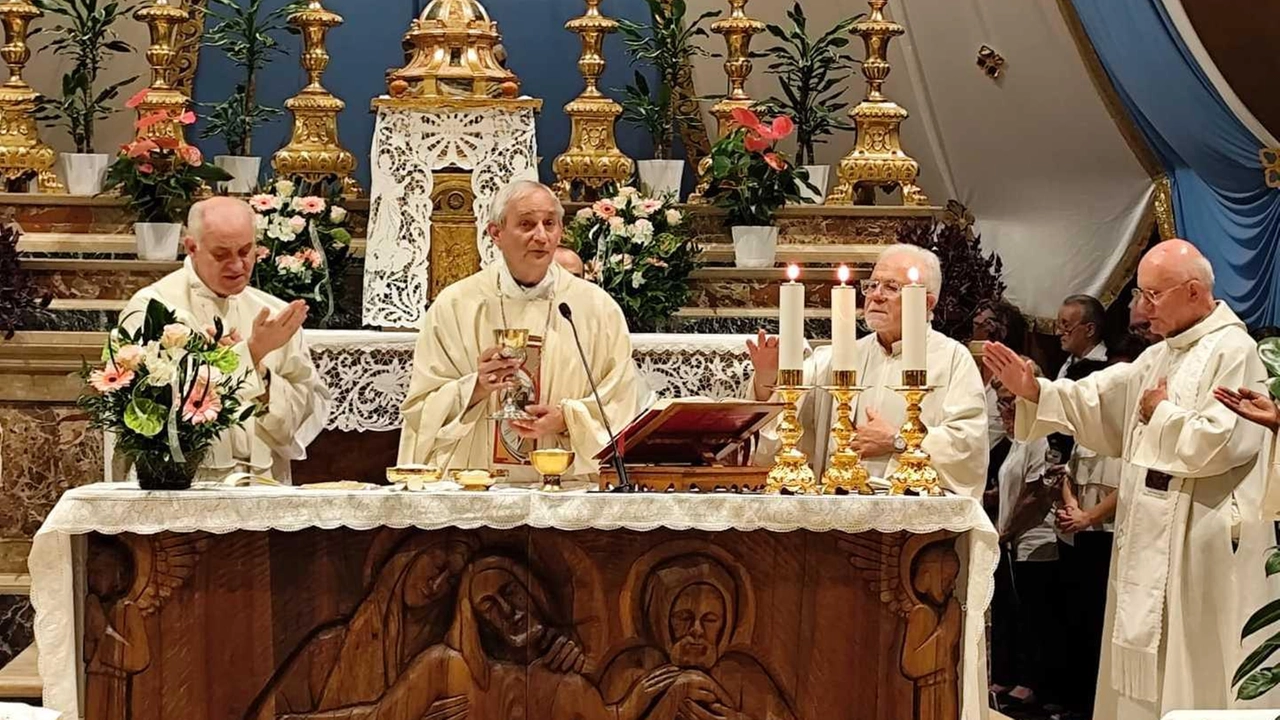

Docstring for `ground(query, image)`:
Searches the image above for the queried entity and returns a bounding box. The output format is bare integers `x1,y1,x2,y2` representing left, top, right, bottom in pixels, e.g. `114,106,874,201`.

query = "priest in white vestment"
398,180,639,482
747,244,989,498
985,239,1271,719
118,197,332,483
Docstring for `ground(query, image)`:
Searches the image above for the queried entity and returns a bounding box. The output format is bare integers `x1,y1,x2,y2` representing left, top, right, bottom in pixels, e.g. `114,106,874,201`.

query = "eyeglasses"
1132,279,1193,305
1055,320,1081,336
860,279,903,297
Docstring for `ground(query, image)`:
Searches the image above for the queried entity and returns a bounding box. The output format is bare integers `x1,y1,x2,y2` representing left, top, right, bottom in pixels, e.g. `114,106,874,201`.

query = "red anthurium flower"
730,106,762,131
125,88,149,109
763,152,787,172
135,112,167,131
179,144,203,166
153,136,179,150
743,132,770,153
138,163,154,174
770,115,795,139
125,139,158,158
178,110,196,125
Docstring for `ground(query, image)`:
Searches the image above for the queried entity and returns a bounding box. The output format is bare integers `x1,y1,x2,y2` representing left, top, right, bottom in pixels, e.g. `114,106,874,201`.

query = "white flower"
143,343,177,386
267,215,297,241
631,201,652,218
575,207,594,222
664,208,683,226
632,218,654,245
631,270,647,289
329,205,347,223
607,216,626,234
288,215,308,233
609,253,634,270
274,179,295,197
160,323,191,350
616,186,639,199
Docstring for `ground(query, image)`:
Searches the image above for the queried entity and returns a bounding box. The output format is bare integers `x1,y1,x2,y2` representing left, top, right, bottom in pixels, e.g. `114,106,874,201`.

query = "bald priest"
398,180,640,482
118,197,332,483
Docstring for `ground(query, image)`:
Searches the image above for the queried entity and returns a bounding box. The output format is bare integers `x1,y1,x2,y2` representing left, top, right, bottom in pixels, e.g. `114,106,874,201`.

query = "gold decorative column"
887,370,943,496
272,0,359,197
765,368,818,495
0,0,60,192
552,0,632,201
828,0,928,206
133,0,191,145
690,0,764,202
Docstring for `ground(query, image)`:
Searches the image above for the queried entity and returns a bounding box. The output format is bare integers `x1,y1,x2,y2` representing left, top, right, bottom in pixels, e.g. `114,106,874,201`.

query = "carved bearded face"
470,568,546,654
667,583,726,669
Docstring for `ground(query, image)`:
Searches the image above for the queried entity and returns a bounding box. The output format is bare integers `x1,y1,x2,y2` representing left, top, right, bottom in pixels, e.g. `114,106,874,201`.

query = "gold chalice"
490,328,535,421
531,448,575,492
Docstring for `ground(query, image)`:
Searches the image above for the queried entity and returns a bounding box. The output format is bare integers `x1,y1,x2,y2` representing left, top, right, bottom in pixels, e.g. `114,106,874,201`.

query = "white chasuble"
1014,302,1271,719
398,262,639,483
752,330,989,499
118,259,332,483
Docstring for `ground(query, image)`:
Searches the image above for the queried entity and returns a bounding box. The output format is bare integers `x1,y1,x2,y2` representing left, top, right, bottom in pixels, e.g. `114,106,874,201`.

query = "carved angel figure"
840,532,962,720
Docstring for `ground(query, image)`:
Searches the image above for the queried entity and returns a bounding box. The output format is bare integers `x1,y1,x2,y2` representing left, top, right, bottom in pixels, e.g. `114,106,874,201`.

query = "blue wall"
192,0,661,189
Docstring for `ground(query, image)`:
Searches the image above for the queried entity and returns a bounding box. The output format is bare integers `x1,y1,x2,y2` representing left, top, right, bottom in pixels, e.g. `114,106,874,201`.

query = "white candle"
831,265,857,371
779,264,805,370
902,267,928,372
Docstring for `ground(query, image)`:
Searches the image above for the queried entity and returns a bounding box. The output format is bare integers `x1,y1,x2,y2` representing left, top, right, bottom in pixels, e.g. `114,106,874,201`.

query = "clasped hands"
469,345,567,439
637,665,752,720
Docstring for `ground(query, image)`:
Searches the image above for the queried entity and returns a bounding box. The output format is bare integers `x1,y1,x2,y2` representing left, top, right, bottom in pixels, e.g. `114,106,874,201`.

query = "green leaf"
1261,338,1280,384
124,396,165,437
1237,665,1280,701
1267,549,1280,577
1234,628,1280,686
1244,598,1280,638
1267,377,1280,403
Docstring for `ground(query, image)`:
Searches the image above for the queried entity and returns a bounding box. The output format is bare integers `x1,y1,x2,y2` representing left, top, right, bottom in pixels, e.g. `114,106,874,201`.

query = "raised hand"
468,346,521,408
1214,385,1280,432
746,329,780,401
248,300,308,366
982,342,1040,402
1138,378,1168,424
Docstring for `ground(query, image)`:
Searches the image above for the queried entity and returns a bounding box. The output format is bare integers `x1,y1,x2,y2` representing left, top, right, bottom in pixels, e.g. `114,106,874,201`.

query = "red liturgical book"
595,399,785,466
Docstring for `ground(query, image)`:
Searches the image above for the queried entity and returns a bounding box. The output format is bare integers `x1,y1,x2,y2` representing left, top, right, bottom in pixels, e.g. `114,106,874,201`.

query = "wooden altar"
29,487,998,720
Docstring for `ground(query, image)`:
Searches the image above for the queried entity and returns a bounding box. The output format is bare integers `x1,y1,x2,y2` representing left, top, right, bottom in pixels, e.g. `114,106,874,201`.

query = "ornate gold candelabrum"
552,0,632,201
766,368,818,494
887,369,943,496
133,0,190,145
689,0,764,202
827,0,928,206
272,0,359,197
820,370,873,495
0,0,60,192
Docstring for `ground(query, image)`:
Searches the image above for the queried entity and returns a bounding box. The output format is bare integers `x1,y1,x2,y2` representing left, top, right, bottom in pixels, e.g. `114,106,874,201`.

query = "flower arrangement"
565,187,701,332
103,98,233,223
702,108,814,226
78,299,255,489
248,178,353,326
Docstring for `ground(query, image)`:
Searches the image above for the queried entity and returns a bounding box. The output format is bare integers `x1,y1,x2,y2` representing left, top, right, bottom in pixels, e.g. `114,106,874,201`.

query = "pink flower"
178,110,196,125
113,344,144,371
275,255,305,273
249,194,282,212
744,132,770,153
299,248,324,268
769,115,795,139
255,246,270,260
731,107,763,132
125,88,149,109
161,323,192,349
89,363,134,393
179,144,202,166
592,199,617,219
764,152,787,172
125,139,158,158
288,215,308,233
646,257,669,268
153,136,179,150
607,216,626,233
138,163,154,175
292,196,326,215
181,382,222,425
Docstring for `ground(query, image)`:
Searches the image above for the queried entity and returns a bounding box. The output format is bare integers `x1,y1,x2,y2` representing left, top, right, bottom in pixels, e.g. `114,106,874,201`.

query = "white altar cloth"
30,484,997,719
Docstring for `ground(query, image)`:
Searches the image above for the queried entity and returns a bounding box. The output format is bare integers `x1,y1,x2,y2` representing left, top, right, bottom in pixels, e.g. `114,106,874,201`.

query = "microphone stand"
558,303,634,492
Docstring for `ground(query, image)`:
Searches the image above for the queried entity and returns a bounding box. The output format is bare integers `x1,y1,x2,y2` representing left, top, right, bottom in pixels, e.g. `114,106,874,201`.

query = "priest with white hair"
985,238,1271,719
747,244,989,497
398,179,640,481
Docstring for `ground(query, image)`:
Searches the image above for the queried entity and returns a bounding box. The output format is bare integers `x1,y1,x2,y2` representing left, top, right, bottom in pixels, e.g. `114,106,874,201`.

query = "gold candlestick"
0,0,60,192
887,369,943,496
552,0,633,201
820,369,872,495
827,0,928,206
766,368,817,494
272,0,359,197
689,0,764,203
133,0,190,144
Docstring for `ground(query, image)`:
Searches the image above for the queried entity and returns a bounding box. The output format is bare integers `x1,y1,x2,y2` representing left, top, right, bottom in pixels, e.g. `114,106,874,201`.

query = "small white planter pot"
731,225,779,269
637,159,684,200
213,155,262,194
798,164,830,205
135,222,183,261
58,153,109,195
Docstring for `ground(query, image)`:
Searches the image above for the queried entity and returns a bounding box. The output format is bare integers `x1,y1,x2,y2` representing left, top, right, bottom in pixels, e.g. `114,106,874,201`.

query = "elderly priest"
985,239,1270,720
398,179,639,482
118,196,332,483
747,244,989,498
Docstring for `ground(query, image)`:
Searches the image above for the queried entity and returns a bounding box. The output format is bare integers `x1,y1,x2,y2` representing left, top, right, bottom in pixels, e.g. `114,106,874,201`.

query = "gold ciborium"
887,369,943,496
490,328,534,421
820,369,873,495
531,448,576,492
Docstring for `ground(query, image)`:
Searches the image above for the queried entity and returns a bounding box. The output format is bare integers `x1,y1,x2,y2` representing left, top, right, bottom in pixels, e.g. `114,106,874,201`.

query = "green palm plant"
758,3,861,167
616,0,720,160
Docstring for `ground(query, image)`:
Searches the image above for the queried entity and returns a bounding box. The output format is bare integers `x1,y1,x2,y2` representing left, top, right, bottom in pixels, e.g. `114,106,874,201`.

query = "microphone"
558,303,632,491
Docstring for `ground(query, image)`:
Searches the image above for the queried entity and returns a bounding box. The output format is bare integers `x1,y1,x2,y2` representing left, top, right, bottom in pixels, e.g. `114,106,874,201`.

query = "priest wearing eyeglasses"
745,244,989,498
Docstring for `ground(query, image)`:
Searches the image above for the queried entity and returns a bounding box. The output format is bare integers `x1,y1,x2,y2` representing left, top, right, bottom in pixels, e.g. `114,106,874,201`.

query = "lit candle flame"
837,265,850,285
787,264,801,282
907,266,920,284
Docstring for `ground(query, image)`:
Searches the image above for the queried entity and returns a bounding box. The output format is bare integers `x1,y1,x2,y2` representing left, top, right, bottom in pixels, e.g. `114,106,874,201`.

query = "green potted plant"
617,0,719,198
702,108,811,268
104,108,232,260
32,0,139,195
200,0,296,194
759,2,861,204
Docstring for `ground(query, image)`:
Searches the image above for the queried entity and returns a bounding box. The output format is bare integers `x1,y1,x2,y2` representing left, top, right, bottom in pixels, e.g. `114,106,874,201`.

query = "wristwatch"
892,434,907,452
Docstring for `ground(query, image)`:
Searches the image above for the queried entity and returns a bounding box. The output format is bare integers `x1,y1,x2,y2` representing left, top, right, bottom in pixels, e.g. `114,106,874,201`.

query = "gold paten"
0,0,60,192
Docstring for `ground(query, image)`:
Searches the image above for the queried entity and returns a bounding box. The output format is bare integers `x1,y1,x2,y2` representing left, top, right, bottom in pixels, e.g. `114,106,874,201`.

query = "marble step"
0,644,40,699
17,232,368,257
0,575,29,595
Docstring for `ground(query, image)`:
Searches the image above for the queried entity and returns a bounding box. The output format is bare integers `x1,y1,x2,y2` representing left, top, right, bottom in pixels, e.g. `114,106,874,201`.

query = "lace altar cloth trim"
304,330,759,432
362,105,539,327
30,485,997,718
